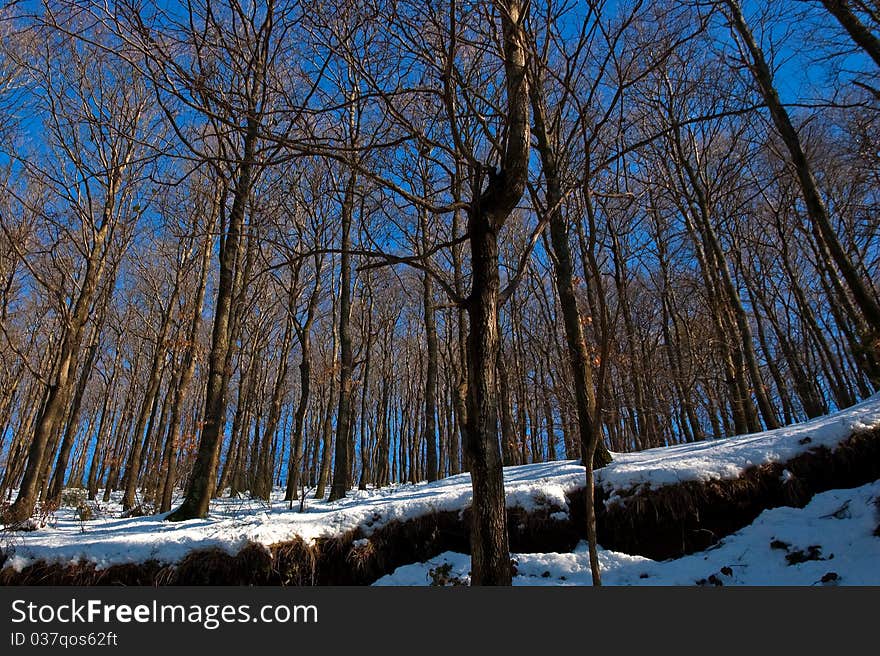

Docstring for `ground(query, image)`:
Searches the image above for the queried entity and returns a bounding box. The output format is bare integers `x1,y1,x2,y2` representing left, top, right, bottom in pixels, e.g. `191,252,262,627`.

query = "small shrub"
34,499,60,528
76,503,96,523
61,488,88,509
121,501,157,519
428,562,466,586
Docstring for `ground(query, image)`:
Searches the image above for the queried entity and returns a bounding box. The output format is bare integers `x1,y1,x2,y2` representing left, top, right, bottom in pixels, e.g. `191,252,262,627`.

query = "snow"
594,392,880,495
374,480,880,586
0,463,584,572
3,393,880,574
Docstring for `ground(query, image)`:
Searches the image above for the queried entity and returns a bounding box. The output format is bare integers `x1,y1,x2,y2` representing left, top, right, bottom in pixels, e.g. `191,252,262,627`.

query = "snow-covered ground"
595,392,880,496
375,480,880,586
1,463,585,572
3,393,880,578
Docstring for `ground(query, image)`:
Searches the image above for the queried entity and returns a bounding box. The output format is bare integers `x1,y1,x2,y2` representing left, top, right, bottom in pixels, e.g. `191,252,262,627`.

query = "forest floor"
2,393,880,585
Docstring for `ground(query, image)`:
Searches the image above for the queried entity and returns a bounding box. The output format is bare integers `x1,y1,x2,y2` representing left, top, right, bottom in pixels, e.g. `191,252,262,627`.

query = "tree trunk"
464,215,511,585
530,76,613,469
6,211,114,523
255,293,297,500
422,218,440,482
46,320,102,505
285,259,322,503
328,168,357,502
122,273,180,510
167,118,258,522
159,203,215,512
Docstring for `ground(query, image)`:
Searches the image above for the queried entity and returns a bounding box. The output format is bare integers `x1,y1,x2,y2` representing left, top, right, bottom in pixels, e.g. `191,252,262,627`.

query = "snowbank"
595,392,880,495
3,393,880,573
0,462,584,572
374,479,880,586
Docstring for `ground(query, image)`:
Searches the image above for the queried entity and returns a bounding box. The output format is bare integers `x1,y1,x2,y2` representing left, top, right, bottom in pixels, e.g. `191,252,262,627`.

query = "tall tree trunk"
357,275,375,490
328,167,357,502
122,273,180,510
315,290,340,500
285,258,322,503
458,0,530,586
6,197,116,523
451,225,469,476
530,75,607,584
46,319,102,505
464,208,512,585
167,118,258,521
422,211,440,482
254,292,297,500
159,204,215,512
